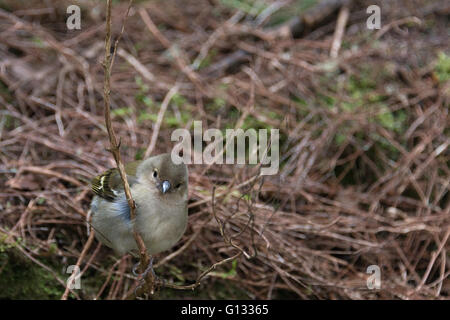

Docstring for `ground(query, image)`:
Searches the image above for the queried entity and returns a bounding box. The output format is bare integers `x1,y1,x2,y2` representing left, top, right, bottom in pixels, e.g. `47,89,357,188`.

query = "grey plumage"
90,154,188,255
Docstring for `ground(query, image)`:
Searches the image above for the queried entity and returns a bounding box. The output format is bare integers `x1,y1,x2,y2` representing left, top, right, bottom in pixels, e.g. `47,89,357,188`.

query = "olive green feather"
91,161,141,201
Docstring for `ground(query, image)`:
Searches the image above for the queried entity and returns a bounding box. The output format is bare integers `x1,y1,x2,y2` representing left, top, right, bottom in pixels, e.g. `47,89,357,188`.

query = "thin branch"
61,230,96,300
144,85,178,158
137,187,249,293
330,5,349,59
103,0,156,297
164,252,243,290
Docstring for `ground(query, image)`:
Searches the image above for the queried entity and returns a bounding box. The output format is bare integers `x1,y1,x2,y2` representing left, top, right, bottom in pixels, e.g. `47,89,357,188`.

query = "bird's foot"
132,257,165,298
132,257,156,278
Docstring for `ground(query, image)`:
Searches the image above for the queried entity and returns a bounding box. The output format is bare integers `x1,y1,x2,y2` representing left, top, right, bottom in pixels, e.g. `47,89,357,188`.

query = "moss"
171,93,187,108
434,51,450,83
156,275,250,300
0,232,109,299
134,76,152,107
241,115,272,130
210,259,238,279
335,133,346,145
263,0,318,27
318,94,336,109
138,112,158,123
210,97,227,111
0,241,64,299
375,108,407,133
197,49,218,69
112,107,133,117
134,148,145,161
31,36,46,49
220,0,268,16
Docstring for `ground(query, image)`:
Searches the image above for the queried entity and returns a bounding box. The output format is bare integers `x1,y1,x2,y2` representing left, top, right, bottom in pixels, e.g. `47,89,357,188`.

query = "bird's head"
137,153,188,198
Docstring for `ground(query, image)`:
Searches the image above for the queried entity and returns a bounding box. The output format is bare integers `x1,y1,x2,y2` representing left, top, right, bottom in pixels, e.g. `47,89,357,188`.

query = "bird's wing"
91,161,141,201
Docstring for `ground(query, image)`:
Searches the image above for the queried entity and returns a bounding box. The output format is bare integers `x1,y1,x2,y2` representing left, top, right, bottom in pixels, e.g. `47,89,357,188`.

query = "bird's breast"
132,183,188,254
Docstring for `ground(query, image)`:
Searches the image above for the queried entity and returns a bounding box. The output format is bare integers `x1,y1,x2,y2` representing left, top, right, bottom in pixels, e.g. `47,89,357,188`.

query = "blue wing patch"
111,194,131,221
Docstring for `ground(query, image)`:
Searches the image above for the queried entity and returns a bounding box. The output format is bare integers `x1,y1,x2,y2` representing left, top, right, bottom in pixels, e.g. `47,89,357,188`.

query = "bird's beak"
161,180,171,194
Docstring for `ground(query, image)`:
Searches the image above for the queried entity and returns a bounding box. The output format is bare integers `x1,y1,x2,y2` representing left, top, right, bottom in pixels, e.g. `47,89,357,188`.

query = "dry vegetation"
0,0,449,299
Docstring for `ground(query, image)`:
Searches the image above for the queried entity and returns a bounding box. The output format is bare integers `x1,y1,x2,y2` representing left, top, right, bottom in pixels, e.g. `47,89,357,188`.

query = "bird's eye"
153,169,158,178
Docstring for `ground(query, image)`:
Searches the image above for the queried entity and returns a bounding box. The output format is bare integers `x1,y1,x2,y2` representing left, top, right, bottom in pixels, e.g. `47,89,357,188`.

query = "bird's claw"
132,257,155,278
132,257,165,298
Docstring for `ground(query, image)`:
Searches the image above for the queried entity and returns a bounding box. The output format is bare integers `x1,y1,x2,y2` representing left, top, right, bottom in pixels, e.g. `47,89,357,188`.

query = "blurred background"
0,0,448,299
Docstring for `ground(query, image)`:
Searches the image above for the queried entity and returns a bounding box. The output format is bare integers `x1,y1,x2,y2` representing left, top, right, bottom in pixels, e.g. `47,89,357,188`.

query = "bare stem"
61,230,95,300
103,0,156,297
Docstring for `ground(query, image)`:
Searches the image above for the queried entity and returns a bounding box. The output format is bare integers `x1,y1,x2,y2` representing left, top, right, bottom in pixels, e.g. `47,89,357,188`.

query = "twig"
20,166,83,187
61,230,96,300
375,16,422,40
144,85,178,158
164,252,243,290
117,48,156,82
191,11,244,70
330,5,349,58
130,188,247,297
103,0,156,297
139,8,204,91
94,256,125,300
413,228,450,294
154,226,203,268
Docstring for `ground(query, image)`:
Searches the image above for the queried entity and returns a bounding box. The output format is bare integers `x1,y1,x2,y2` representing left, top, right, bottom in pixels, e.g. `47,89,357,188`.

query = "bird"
89,153,188,256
